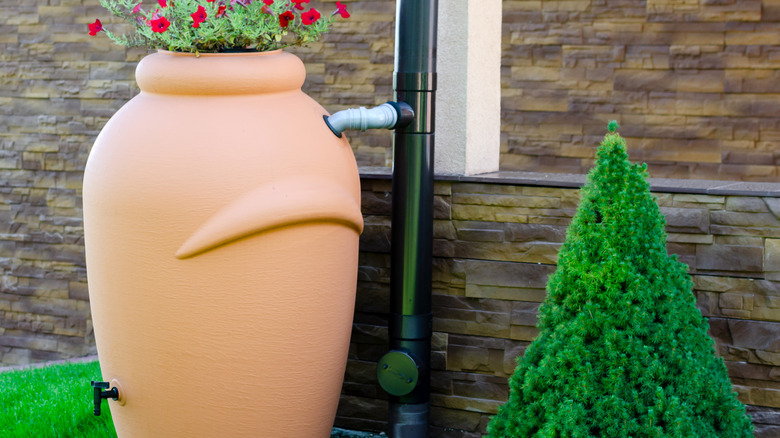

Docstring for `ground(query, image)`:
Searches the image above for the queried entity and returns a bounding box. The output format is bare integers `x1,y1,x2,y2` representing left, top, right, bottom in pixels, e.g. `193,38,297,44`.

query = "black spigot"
91,380,119,416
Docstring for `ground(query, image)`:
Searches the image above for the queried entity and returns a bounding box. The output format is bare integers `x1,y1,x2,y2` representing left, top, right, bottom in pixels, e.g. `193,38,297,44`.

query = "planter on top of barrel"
83,2,358,436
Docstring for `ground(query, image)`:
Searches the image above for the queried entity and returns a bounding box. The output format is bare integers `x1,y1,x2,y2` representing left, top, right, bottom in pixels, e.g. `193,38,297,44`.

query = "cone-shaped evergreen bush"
488,123,753,437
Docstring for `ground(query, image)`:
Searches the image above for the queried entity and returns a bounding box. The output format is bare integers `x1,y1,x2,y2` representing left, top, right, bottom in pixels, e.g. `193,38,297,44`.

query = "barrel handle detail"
176,177,363,259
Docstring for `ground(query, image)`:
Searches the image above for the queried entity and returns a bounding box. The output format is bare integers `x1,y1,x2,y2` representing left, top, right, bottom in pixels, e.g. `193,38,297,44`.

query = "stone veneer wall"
0,0,394,365
501,0,780,180
4,0,780,180
340,171,780,437
1,0,139,365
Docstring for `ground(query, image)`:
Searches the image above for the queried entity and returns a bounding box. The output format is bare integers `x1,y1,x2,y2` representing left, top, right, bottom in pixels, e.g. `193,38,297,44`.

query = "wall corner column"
435,0,502,176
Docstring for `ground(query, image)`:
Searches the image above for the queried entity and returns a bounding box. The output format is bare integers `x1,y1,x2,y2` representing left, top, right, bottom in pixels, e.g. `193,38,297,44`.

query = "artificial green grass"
1,360,385,437
0,360,116,438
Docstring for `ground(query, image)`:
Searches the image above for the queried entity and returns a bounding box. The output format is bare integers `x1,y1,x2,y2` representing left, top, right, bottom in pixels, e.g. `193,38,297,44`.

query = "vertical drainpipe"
376,0,437,437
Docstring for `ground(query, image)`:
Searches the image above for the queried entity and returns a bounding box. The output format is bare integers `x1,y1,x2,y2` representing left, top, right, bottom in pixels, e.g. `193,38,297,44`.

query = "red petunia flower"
158,0,167,7
191,5,207,28
301,8,320,25
150,16,171,33
262,0,273,4
87,19,102,36
133,3,142,13
216,4,227,16
279,10,294,27
147,8,162,25
335,1,349,18
291,0,308,10
207,0,215,2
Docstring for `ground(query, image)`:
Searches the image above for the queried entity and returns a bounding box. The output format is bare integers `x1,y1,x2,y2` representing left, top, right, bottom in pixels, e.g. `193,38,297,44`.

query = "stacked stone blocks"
0,0,394,365
4,1,780,179
502,0,780,179
0,0,144,365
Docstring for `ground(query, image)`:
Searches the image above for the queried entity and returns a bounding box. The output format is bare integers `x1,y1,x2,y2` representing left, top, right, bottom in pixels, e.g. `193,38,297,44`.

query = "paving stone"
766,198,780,219
720,293,746,310
429,406,482,432
692,275,750,294
728,320,780,352
746,388,780,409
696,291,720,317
465,259,555,289
345,359,381,385
747,405,780,426
360,191,391,216
726,362,772,380
511,301,541,326
766,239,780,275
505,223,567,242
727,197,770,213
502,340,529,374
452,376,509,402
754,350,780,367
336,395,387,422
359,217,391,253
510,325,541,342
433,195,451,220
434,220,457,241
661,207,709,233
673,194,726,205
456,227,505,243
447,334,506,350
666,233,713,244
754,424,780,438
714,235,764,246
446,344,504,375
697,244,763,273
712,211,780,228
723,346,751,362
430,394,502,415
433,295,511,314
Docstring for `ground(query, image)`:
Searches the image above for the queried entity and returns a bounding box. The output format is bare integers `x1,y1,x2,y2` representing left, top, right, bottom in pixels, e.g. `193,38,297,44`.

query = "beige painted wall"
436,0,502,175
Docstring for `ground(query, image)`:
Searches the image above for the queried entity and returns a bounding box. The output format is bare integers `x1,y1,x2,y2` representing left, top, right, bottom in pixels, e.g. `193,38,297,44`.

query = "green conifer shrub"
488,123,754,437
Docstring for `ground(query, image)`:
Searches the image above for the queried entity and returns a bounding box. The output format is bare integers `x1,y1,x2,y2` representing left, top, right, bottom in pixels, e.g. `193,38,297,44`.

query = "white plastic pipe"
325,103,399,137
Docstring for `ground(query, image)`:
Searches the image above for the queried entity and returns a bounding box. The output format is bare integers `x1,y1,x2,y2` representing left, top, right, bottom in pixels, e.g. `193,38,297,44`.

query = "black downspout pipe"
377,0,437,436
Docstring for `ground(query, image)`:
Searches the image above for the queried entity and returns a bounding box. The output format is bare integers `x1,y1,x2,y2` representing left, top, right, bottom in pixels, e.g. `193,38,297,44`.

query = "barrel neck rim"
135,49,305,96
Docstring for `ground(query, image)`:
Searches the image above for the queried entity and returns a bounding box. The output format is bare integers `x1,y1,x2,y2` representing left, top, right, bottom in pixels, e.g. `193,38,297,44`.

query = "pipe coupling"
324,102,414,138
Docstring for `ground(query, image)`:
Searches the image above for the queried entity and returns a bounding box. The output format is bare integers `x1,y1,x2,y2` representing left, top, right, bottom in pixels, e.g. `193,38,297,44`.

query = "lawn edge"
0,355,99,374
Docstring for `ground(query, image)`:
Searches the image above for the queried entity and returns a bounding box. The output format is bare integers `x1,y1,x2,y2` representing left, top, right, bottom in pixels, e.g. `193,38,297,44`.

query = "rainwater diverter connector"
324,102,414,138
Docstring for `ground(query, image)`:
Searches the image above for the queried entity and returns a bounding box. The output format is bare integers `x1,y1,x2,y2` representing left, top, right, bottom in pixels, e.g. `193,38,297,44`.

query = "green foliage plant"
88,0,350,53
488,122,754,437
